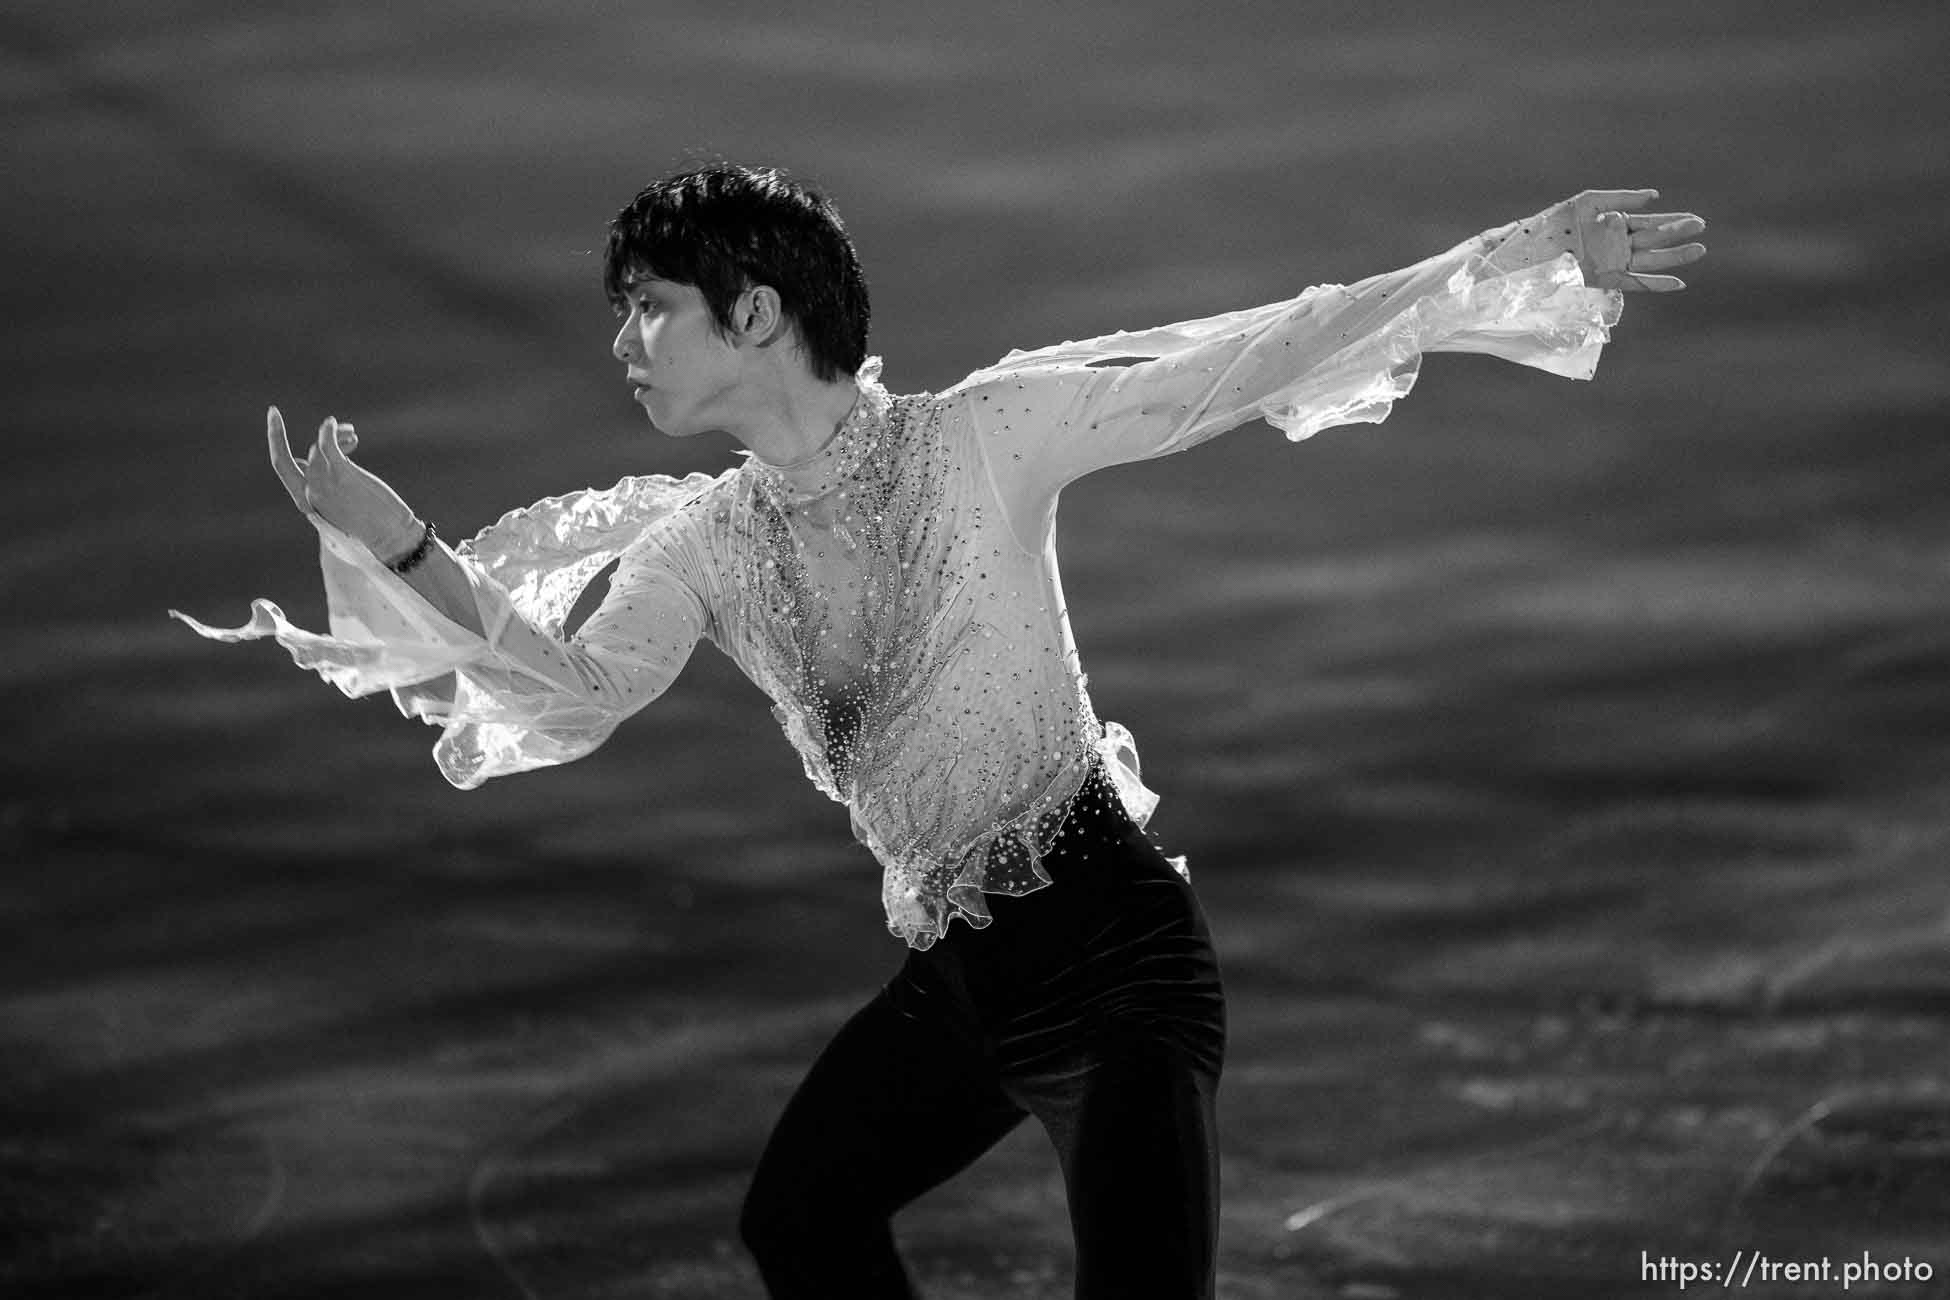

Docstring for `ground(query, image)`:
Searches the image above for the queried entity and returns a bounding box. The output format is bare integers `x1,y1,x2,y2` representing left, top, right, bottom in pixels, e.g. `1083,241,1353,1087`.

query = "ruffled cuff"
170,519,603,789
1260,250,1623,443
169,517,495,698
172,472,717,787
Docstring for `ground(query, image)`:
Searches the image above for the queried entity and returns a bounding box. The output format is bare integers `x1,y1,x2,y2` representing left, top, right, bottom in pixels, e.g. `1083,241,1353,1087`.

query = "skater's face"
611,272,748,440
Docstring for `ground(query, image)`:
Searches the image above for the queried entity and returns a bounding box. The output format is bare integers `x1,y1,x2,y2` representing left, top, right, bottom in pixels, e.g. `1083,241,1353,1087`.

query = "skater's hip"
889,762,1225,1075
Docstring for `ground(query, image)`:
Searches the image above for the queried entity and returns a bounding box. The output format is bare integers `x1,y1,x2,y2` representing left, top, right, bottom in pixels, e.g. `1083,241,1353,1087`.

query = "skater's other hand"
1560,189,1707,292
1486,189,1707,292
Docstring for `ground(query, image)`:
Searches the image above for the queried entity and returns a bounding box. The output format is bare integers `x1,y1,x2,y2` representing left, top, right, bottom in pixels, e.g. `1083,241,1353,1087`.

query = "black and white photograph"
3,2,1945,1296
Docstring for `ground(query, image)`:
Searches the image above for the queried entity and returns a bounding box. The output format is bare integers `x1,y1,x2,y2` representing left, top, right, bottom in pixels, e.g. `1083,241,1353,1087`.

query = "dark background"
4,2,1948,1296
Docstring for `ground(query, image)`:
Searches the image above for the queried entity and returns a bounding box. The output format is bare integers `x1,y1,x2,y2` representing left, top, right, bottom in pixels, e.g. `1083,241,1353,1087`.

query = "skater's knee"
738,1179,845,1261
737,1181,796,1259
739,1181,908,1294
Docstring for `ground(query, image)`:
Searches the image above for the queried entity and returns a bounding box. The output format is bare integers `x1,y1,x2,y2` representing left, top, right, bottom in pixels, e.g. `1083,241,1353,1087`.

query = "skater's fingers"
1631,243,1707,273
1608,271,1687,292
267,407,312,514
1578,188,1660,212
1630,215,1706,248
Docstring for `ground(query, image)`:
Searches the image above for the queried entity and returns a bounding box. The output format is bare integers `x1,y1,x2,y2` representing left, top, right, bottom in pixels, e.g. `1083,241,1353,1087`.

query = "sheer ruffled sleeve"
170,473,717,789
947,236,1622,536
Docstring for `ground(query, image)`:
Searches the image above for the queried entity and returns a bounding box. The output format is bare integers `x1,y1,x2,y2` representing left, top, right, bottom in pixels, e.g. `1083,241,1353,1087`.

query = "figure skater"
174,162,1705,1298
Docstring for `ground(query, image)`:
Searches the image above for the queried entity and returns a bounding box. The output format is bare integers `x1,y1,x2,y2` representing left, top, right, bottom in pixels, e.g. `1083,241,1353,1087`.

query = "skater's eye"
613,293,661,321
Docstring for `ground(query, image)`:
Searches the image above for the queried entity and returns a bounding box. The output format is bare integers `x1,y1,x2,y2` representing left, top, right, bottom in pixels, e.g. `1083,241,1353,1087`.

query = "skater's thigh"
1049,1031,1222,1300
747,983,1029,1218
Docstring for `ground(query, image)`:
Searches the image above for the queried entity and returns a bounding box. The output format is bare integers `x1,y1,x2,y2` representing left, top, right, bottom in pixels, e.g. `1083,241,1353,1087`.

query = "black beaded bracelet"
387,520,438,575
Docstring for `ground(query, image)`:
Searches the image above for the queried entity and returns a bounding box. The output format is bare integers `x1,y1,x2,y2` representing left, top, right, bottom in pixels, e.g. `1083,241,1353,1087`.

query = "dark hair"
603,162,870,383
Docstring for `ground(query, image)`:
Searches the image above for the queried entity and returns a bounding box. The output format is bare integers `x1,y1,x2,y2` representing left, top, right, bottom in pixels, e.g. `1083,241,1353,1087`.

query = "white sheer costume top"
175,222,1622,950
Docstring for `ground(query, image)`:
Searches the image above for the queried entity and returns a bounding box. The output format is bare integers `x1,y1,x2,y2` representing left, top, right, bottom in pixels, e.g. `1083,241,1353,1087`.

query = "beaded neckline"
744,356,891,506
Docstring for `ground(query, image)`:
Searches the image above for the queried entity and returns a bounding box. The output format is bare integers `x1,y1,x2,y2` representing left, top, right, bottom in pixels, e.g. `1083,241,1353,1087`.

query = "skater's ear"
733,283,789,348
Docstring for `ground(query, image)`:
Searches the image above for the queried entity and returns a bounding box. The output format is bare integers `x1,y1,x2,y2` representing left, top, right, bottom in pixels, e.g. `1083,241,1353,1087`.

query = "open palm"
1554,188,1708,292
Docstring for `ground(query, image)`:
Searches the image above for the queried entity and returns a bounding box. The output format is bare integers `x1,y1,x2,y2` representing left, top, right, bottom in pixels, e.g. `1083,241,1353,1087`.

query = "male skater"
177,162,1704,1297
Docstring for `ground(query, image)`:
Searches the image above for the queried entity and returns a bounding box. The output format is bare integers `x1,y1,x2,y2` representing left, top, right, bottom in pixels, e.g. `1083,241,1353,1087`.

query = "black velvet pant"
739,767,1228,1298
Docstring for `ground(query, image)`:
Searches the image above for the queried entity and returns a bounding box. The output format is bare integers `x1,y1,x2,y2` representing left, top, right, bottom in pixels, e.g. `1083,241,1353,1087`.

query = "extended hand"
267,407,423,561
1557,189,1707,292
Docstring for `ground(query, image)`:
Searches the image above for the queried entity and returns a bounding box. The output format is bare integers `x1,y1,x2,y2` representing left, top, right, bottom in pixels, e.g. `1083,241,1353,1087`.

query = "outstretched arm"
951,189,1705,534
175,409,707,787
